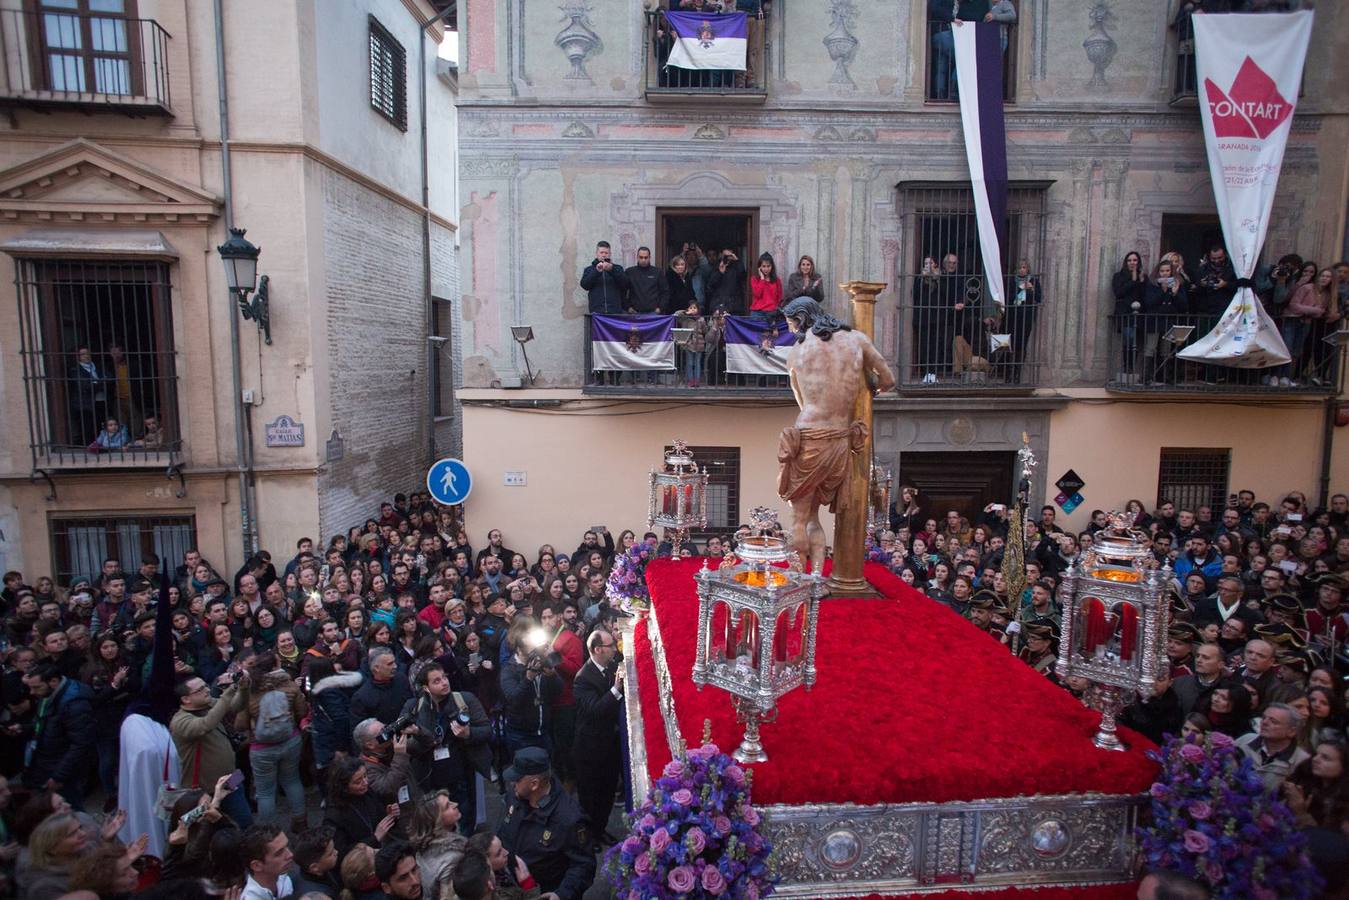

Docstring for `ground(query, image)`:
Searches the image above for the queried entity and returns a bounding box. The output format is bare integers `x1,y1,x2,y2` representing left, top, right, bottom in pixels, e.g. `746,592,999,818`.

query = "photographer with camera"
501,618,563,759
580,240,628,315
706,246,746,314
399,663,491,832
353,717,415,805
171,670,253,827
1193,244,1238,316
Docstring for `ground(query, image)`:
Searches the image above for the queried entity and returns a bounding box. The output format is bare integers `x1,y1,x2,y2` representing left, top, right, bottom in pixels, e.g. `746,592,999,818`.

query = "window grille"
369,15,407,130
1157,448,1231,514
895,182,1049,387
666,445,739,542
50,513,196,587
14,258,179,465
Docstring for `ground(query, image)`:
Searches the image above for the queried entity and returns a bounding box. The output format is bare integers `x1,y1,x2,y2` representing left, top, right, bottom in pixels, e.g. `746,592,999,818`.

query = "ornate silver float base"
624,605,1146,896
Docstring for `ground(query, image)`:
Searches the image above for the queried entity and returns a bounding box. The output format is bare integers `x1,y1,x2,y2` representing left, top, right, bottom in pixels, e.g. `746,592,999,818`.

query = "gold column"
827,281,887,599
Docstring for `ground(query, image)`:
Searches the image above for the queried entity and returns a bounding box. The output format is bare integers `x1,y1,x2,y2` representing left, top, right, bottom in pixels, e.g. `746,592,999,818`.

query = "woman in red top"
749,252,782,321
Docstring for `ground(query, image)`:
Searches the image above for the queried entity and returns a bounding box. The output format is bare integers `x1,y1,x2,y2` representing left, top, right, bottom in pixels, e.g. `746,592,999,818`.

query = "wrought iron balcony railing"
0,9,172,115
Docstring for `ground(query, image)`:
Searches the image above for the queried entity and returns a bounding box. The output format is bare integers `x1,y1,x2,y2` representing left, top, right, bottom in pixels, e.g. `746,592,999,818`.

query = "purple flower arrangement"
604,742,776,899
607,542,654,612
1137,731,1321,899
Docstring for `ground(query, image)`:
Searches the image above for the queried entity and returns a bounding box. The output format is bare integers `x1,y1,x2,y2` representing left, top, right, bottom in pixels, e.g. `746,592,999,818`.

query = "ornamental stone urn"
1083,2,1118,90
823,0,859,87
555,2,600,81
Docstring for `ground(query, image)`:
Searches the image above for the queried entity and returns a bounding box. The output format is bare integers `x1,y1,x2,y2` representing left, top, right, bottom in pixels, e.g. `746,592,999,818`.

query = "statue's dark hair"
782,297,850,343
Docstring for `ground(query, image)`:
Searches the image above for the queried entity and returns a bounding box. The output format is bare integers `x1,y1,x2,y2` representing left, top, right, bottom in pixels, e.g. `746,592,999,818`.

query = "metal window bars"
895,183,1048,389
1156,448,1231,515
0,8,171,114
369,15,407,129
15,258,181,468
644,9,767,96
50,513,196,588
582,314,792,393
666,444,740,542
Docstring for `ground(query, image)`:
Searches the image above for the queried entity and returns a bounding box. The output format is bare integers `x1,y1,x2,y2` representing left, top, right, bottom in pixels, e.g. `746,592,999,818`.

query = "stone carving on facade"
813,124,844,142
693,123,727,140
462,118,500,138
847,127,876,143
562,120,595,138
823,0,859,87
461,158,519,179
1083,2,1118,90
555,1,601,82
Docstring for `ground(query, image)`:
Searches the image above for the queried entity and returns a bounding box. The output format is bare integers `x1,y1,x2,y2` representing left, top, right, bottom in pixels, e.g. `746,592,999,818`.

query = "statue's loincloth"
777,421,868,513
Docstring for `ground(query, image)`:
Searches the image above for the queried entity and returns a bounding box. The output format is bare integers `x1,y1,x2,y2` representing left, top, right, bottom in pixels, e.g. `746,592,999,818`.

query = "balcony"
924,18,1018,103
1104,313,1343,395
895,295,1040,393
582,314,791,396
0,9,172,116
644,9,767,104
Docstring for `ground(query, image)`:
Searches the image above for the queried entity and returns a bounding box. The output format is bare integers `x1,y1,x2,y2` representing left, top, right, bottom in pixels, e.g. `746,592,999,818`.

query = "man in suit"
572,625,624,846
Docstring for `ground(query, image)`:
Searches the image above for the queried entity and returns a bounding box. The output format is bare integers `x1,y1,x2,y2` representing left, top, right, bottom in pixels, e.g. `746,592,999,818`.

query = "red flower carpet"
633,558,1159,806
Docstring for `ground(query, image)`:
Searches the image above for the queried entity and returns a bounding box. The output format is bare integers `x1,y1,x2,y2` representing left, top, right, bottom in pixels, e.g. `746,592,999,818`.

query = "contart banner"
1177,11,1312,368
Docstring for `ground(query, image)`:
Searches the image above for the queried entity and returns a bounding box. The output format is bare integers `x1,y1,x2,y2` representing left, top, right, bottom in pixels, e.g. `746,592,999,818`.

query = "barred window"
924,1,1018,102
666,445,739,542
50,513,195,587
1157,448,1231,514
369,16,407,130
15,259,178,466
895,181,1050,387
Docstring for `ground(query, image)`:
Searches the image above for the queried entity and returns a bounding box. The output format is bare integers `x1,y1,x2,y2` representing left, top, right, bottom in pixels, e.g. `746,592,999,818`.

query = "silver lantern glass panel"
691,535,825,763
868,463,893,535
1054,513,1170,752
648,441,709,556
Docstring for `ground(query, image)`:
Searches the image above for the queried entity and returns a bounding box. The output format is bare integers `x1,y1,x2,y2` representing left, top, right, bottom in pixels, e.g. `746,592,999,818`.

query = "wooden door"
897,451,1015,528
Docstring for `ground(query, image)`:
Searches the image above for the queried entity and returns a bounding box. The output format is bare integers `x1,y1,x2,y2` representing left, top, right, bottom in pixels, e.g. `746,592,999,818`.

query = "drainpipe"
418,6,454,465
214,0,257,558
1319,395,1336,510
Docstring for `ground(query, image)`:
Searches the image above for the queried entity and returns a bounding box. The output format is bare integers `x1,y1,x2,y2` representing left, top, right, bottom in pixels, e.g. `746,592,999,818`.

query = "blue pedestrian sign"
427,458,472,506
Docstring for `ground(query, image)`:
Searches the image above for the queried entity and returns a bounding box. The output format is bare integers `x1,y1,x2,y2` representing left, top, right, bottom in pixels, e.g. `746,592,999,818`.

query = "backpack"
254,689,295,744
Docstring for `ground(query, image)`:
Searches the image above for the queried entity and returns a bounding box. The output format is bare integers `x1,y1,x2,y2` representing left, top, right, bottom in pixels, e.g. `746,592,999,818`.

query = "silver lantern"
1055,512,1171,751
647,440,709,556
691,509,825,763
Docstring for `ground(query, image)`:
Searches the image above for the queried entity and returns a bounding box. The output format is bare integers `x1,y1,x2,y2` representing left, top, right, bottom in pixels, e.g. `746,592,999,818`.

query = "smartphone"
991,504,1006,512
1279,559,1299,574
469,651,481,668
225,769,245,791
397,785,411,805
1286,513,1303,523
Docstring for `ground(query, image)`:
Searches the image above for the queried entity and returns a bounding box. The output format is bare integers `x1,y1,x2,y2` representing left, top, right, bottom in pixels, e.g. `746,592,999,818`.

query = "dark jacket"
580,259,628,314
784,271,824,303
501,659,562,737
291,871,341,899
309,670,363,767
706,257,746,313
666,268,697,313
496,778,596,900
572,659,622,766
399,688,493,787
325,791,405,858
25,678,95,790
1111,269,1148,319
1144,278,1188,316
625,263,669,313
349,674,413,725
1194,255,1239,316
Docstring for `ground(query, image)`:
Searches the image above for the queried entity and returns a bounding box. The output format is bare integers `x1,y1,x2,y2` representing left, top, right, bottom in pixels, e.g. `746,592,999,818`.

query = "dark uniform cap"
1275,652,1309,674
1167,622,1200,643
969,590,1001,610
205,577,229,589
1315,573,1347,592
1266,593,1301,613
504,746,550,782
1024,617,1060,641
1254,621,1307,649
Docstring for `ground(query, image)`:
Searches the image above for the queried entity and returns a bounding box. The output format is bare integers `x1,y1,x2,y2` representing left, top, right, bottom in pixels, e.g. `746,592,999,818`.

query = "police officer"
496,747,595,900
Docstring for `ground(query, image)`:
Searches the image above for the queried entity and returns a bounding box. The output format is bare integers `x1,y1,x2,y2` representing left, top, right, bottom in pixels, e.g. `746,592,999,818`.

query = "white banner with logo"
1177,11,1312,368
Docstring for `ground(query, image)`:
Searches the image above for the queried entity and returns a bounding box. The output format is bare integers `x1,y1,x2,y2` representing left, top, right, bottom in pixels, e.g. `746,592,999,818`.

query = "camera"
454,709,472,727
378,711,416,743
527,648,563,671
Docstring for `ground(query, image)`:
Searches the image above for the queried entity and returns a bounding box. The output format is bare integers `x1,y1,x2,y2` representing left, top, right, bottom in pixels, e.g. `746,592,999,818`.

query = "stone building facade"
0,0,459,581
454,0,1349,552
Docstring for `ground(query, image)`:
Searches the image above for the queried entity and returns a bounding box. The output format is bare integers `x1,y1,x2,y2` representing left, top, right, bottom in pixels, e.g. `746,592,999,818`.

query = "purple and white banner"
1178,11,1312,368
664,11,748,71
953,21,1008,309
591,314,675,371
724,315,794,375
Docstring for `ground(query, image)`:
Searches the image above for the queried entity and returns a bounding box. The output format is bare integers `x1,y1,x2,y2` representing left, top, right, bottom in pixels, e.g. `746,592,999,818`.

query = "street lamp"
511,325,539,385
217,227,271,345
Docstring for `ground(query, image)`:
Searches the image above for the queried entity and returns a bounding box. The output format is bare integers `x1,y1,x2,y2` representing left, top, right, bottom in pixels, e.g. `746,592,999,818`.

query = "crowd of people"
877,484,1349,891
1112,246,1349,387
1,480,1347,897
